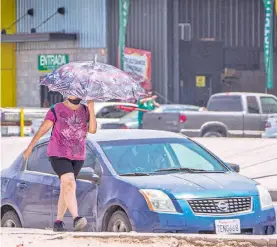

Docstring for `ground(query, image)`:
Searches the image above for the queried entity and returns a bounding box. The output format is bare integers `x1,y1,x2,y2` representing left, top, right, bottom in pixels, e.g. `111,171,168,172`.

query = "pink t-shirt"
45,102,89,160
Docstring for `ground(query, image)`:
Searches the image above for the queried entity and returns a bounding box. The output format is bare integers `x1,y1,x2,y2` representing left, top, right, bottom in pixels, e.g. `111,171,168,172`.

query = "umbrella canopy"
40,61,146,102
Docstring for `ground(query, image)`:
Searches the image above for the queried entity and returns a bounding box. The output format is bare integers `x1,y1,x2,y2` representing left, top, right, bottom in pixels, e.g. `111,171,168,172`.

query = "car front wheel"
107,210,132,232
1,211,22,228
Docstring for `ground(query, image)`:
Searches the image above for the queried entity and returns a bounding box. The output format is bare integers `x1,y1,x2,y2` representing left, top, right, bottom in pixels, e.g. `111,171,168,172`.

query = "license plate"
215,219,241,234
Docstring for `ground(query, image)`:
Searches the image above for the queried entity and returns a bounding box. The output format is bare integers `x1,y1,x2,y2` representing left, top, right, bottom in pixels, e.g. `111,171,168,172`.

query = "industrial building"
1,0,277,107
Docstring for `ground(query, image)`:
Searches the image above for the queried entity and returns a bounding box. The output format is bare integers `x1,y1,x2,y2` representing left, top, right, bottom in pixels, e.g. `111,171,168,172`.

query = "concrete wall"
16,41,107,107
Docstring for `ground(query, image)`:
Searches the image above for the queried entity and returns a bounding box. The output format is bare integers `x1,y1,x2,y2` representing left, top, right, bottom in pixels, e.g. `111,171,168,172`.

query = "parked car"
154,104,200,113
143,92,277,138
262,114,277,138
101,104,200,130
29,102,137,136
1,130,275,234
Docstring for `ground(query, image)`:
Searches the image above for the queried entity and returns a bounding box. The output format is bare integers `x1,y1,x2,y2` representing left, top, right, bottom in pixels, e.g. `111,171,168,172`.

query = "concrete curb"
1,229,277,247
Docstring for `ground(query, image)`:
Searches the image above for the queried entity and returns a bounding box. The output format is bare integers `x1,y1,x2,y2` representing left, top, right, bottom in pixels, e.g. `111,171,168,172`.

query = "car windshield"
99,138,227,175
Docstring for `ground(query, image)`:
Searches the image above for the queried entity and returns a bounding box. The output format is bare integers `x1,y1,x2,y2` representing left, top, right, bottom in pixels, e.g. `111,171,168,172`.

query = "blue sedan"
1,130,276,234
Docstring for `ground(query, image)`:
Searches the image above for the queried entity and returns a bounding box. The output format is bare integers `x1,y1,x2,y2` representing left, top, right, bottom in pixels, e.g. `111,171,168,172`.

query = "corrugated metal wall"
179,0,277,48
107,0,170,101
17,0,106,50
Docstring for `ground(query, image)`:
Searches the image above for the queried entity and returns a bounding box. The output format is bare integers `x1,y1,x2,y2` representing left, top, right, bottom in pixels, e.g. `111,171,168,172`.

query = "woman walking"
23,96,97,232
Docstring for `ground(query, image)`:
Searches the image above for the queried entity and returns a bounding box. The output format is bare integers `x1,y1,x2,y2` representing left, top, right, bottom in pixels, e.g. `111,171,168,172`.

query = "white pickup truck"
143,92,277,138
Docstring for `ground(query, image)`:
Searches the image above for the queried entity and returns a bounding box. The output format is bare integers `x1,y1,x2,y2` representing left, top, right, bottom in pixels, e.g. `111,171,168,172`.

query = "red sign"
121,48,152,91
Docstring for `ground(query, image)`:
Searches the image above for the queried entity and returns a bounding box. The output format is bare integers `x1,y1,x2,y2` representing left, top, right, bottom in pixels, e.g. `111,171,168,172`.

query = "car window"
208,96,243,112
121,110,138,121
246,96,260,114
96,106,129,119
169,143,214,170
83,148,98,169
27,145,55,175
260,97,277,114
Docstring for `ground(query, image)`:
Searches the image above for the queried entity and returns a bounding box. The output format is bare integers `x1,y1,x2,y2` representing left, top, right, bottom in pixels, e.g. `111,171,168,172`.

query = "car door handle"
16,182,27,189
53,190,60,196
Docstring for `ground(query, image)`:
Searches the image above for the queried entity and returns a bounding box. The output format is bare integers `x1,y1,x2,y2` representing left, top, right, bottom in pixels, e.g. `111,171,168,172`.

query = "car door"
51,146,99,231
16,143,55,229
260,96,277,127
243,96,262,137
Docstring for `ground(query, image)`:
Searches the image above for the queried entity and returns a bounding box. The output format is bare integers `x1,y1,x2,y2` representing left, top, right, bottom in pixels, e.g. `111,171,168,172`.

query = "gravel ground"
1,229,277,247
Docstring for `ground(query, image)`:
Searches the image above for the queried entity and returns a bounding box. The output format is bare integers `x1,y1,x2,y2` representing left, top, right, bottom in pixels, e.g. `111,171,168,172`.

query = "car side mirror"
227,163,240,173
77,167,100,183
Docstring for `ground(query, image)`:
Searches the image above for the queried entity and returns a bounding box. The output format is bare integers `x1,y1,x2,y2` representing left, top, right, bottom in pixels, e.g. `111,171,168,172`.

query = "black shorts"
49,156,84,179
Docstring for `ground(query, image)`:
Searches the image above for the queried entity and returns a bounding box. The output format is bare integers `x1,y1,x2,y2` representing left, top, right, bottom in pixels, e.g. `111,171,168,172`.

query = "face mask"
68,98,82,105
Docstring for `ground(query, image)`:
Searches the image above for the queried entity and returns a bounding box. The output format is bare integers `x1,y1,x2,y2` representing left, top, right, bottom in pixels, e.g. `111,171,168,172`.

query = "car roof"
159,104,199,109
36,130,186,146
212,92,275,97
94,102,137,107
89,129,186,142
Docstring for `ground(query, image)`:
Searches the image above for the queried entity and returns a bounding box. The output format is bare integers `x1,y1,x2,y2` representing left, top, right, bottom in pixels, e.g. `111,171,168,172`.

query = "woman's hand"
23,147,33,160
87,100,94,107
23,119,54,160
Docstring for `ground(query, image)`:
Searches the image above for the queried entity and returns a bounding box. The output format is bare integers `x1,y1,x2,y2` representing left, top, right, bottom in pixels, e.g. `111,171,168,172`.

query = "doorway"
179,40,224,106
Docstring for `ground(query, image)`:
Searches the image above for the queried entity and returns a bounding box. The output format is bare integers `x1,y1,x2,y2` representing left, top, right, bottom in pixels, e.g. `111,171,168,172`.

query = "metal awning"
1,32,77,43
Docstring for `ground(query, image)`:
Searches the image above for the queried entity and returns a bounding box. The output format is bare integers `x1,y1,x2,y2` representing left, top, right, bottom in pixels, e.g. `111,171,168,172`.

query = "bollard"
20,108,24,137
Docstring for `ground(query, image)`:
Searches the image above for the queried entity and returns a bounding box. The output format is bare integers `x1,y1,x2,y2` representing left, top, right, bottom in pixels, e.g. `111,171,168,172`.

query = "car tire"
202,131,224,137
1,210,22,228
107,210,132,232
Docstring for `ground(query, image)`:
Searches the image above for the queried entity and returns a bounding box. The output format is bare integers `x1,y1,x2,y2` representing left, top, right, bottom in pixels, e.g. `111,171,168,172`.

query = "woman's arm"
139,97,153,104
153,100,160,107
23,120,54,160
87,100,97,134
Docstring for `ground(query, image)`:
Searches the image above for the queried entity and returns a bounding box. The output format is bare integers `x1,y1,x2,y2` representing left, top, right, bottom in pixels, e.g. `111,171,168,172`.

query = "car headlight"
257,185,273,210
140,189,177,213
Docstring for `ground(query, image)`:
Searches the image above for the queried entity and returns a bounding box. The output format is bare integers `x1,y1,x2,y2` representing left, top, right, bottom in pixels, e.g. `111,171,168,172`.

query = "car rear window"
207,96,243,112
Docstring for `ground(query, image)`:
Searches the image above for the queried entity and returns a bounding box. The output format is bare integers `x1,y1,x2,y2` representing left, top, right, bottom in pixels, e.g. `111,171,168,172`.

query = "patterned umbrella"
40,61,146,102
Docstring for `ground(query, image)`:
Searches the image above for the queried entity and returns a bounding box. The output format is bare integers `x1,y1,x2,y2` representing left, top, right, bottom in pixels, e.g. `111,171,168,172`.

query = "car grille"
188,197,252,214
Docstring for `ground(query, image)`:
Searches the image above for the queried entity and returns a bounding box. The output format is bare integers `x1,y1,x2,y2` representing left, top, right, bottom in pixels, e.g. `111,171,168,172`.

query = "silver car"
262,114,277,138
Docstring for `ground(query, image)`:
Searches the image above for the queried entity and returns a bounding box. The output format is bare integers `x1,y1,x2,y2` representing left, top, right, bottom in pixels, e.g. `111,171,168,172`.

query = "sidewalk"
1,228,277,247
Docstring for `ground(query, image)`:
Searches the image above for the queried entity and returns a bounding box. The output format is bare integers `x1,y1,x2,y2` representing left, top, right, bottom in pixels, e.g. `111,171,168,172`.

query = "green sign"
263,0,274,89
38,54,69,71
118,0,130,69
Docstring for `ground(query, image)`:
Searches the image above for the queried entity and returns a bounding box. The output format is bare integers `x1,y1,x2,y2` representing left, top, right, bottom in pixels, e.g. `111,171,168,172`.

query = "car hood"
120,172,259,199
